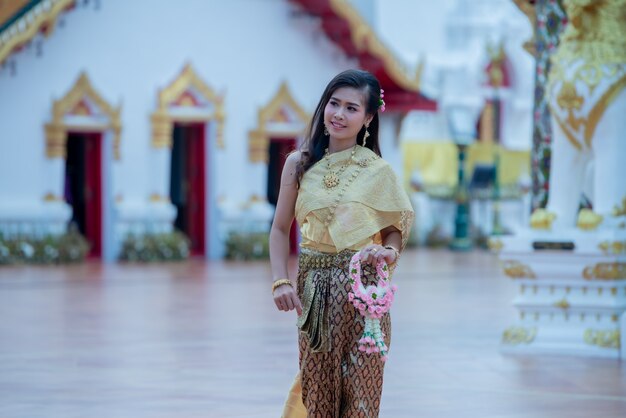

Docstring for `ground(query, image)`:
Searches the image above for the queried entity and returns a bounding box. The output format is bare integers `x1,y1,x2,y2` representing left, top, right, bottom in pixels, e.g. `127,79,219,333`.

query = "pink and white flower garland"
347,252,397,362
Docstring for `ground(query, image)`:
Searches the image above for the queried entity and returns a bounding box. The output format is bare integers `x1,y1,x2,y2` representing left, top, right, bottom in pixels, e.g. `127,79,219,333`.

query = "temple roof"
0,0,75,67
290,0,437,112
2,0,437,112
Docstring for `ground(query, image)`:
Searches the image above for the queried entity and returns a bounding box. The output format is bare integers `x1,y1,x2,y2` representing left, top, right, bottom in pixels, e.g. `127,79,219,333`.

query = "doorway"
267,137,298,254
170,123,206,256
64,132,103,258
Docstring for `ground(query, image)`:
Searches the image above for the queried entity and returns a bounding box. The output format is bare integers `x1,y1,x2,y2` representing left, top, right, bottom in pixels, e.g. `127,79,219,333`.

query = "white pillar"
378,113,403,178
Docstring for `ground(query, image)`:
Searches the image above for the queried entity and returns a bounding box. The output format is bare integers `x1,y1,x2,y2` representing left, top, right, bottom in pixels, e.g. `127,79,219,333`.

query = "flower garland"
347,251,397,362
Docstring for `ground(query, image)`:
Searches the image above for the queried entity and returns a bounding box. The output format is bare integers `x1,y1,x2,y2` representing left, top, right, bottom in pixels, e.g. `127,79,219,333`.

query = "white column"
152,147,170,199
206,121,222,259
101,131,115,262
378,113,403,178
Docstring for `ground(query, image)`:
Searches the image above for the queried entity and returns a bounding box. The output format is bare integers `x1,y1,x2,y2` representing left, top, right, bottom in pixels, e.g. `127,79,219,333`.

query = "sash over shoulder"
295,146,414,252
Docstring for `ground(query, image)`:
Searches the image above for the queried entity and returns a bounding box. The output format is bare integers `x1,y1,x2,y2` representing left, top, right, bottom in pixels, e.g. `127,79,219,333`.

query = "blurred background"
1,1,625,417
0,0,539,263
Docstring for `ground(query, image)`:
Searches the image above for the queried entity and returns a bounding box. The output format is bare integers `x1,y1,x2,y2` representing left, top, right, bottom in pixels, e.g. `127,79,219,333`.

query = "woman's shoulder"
284,150,303,168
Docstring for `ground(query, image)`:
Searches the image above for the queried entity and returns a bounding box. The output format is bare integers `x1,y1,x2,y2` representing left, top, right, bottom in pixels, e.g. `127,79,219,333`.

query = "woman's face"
323,87,372,143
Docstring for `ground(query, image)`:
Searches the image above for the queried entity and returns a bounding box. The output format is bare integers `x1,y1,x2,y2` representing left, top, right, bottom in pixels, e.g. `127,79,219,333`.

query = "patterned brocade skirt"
294,248,391,418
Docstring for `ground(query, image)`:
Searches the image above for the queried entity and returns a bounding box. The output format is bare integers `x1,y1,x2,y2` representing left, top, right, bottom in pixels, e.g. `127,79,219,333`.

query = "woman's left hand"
360,245,397,267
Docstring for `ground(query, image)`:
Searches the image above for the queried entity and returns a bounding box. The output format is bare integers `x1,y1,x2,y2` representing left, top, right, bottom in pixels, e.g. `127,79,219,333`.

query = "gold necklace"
322,149,379,226
322,145,357,189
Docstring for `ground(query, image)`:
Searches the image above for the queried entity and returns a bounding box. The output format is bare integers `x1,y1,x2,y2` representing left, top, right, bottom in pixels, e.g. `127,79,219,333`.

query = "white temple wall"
0,0,357,255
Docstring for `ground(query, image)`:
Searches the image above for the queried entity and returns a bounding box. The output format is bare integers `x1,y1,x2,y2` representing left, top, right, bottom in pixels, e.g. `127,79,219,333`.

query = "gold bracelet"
384,245,400,263
272,278,293,294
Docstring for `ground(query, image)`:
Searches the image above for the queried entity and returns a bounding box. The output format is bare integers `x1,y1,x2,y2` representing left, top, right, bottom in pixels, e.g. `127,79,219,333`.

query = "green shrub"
119,230,190,262
0,227,89,265
224,231,269,260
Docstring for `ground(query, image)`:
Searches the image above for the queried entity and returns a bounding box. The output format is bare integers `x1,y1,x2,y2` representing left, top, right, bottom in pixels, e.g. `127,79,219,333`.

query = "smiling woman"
269,69,414,417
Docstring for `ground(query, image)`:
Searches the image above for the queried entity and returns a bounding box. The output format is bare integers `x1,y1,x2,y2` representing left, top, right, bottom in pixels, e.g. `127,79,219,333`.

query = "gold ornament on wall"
487,238,504,253
553,298,571,310
598,241,626,255
576,209,603,230
583,262,626,281
151,63,225,149
248,81,309,163
613,197,626,217
583,329,620,349
45,72,122,159
502,260,536,279
502,326,537,345
530,208,557,230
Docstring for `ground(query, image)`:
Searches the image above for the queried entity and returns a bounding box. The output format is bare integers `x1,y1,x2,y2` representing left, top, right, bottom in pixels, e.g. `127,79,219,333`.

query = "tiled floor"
0,249,624,417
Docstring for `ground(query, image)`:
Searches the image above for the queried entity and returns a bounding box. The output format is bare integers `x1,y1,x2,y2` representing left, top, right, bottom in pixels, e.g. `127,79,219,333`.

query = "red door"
268,138,298,254
185,124,206,255
65,132,102,258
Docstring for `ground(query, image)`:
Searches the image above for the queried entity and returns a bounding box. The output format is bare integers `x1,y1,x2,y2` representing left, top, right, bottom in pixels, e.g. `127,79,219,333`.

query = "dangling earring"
324,125,329,136
362,126,370,147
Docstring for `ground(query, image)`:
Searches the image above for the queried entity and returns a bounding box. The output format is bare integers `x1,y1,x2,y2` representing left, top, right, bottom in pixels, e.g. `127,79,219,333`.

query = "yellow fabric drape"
402,141,530,189
281,373,307,418
401,141,458,188
296,146,414,253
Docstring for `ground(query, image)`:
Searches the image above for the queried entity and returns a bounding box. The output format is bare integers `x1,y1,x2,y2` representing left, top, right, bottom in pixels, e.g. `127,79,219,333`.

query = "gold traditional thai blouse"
295,145,414,253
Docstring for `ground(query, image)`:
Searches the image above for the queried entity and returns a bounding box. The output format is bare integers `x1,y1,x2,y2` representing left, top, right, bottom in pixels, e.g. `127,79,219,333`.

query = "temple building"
0,0,533,261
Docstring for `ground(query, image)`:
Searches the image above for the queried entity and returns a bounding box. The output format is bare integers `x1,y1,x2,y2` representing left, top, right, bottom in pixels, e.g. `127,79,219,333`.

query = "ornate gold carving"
0,0,75,67
46,72,122,159
502,326,537,345
329,0,422,92
547,0,626,152
248,81,309,162
43,192,63,202
583,329,620,349
583,262,626,280
487,238,503,253
556,81,584,110
530,208,556,230
576,209,604,231
151,110,172,149
556,0,626,65
613,197,626,217
553,298,571,310
152,63,225,149
598,240,626,255
149,193,170,203
502,260,536,279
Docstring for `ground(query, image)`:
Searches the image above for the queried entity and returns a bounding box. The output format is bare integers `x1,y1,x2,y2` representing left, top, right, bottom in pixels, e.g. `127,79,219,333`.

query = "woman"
270,69,413,417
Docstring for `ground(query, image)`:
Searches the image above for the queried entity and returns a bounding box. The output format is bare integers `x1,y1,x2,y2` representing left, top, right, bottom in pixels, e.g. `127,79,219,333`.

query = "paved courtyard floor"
0,248,624,417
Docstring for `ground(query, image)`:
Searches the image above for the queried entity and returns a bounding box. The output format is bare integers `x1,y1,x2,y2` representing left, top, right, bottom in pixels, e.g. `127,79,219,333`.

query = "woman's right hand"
273,284,303,316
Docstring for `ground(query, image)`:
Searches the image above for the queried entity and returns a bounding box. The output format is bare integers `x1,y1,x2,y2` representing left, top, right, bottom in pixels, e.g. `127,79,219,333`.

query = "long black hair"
296,69,383,187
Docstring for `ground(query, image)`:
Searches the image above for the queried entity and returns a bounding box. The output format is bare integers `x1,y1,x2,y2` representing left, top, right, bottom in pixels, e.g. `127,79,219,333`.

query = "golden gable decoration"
249,81,309,162
45,72,122,159
151,63,225,149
